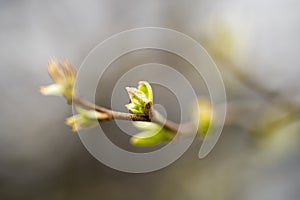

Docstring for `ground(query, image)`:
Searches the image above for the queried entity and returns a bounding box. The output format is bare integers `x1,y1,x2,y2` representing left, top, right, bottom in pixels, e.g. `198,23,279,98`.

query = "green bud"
194,99,212,136
125,81,153,115
40,59,76,102
65,106,108,132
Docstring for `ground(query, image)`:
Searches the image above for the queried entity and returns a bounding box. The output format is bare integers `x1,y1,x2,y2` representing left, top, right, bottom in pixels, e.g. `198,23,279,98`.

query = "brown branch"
72,97,183,133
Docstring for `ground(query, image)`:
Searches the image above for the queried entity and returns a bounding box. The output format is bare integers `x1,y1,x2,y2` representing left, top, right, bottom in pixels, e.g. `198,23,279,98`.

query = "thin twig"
72,97,183,133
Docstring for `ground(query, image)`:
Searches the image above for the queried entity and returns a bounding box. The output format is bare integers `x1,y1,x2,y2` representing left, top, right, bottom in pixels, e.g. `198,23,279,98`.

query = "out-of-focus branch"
225,62,300,112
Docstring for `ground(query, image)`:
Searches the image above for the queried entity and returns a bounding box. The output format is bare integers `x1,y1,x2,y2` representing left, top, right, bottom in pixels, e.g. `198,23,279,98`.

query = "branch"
72,97,181,133
40,60,198,140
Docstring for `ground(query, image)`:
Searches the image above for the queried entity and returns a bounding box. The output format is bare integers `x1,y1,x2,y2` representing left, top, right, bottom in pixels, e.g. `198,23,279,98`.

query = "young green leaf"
138,81,153,102
130,122,174,146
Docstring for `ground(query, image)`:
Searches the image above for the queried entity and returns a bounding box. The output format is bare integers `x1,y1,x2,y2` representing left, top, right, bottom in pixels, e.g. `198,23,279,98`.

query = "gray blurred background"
1,0,300,199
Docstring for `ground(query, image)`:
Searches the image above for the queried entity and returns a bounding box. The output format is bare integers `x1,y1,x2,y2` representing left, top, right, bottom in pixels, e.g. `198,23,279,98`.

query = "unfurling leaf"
125,81,153,115
40,59,76,102
138,81,153,101
130,122,173,146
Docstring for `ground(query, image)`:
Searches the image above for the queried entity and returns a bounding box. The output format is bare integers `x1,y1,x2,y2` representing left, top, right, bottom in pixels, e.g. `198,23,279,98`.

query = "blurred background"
1,0,300,199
